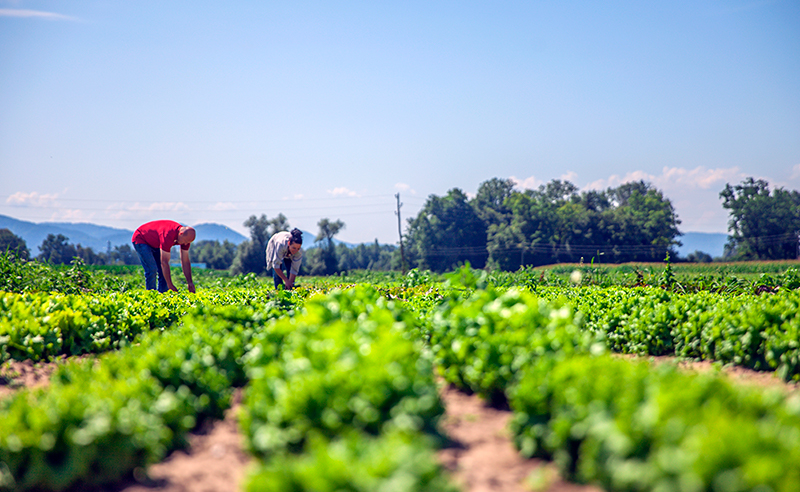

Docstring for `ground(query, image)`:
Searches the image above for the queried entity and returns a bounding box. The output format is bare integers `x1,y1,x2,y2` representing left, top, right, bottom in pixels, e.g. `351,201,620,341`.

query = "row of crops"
1,263,800,491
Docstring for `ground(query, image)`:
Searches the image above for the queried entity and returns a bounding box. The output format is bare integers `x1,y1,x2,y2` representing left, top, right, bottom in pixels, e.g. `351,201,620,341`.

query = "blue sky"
1,1,798,245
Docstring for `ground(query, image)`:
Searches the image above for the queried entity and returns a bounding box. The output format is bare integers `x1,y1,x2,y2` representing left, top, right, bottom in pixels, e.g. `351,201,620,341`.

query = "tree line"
0,214,396,276
401,176,799,271
2,176,797,274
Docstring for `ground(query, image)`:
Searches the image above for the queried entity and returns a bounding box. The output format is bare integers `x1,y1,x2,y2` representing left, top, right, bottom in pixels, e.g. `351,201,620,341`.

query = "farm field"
2,254,800,491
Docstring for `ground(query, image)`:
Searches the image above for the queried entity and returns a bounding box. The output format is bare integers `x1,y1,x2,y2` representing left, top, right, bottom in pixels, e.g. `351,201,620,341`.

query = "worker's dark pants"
133,242,168,292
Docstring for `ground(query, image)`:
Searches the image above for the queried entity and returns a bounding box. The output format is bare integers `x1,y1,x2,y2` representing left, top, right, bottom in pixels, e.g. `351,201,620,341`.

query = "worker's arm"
287,272,296,290
180,248,195,293
274,267,290,286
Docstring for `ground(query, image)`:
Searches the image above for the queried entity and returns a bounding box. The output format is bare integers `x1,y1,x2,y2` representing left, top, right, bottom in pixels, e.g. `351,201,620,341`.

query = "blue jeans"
133,242,168,292
272,258,292,289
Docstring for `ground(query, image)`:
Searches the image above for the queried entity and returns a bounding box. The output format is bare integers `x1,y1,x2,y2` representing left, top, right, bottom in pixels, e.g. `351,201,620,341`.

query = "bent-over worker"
132,219,196,293
265,228,303,290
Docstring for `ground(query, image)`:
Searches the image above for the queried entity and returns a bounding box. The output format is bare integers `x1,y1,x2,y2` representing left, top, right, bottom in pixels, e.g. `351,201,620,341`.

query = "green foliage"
0,304,279,491
36,234,78,265
0,253,124,295
241,286,443,458
0,229,29,261
305,218,346,275
428,266,603,403
4,263,800,491
405,188,488,272
473,178,682,270
509,355,800,492
191,239,237,270
565,286,800,380
721,177,800,260
336,240,398,272
0,287,302,364
245,431,457,492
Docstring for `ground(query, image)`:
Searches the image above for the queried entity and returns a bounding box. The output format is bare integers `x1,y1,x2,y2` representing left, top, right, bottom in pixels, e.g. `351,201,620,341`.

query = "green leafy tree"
37,234,78,265
193,240,237,270
336,240,397,272
686,250,714,263
720,177,800,260
75,244,103,265
609,181,682,262
231,214,274,275
104,244,139,265
472,178,515,226
315,218,345,275
0,228,30,260
267,213,291,237
405,188,487,272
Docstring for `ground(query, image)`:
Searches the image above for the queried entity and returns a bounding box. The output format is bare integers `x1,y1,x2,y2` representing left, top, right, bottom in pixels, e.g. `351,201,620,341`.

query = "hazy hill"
193,223,247,245
0,215,358,254
0,215,134,254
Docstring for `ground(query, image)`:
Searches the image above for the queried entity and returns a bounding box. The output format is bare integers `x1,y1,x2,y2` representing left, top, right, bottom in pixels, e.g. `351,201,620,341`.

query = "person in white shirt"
265,228,303,289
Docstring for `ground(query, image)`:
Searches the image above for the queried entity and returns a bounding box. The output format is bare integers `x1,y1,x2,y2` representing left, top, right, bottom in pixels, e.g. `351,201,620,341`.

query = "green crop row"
427,285,602,405
0,286,456,491
419,274,800,491
560,287,800,381
509,354,800,492
415,272,800,491
0,303,270,491
0,287,302,363
239,286,455,491
5,269,800,491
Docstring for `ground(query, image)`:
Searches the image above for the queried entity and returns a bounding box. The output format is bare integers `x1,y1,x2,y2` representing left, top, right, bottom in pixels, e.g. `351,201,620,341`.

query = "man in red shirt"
132,220,196,293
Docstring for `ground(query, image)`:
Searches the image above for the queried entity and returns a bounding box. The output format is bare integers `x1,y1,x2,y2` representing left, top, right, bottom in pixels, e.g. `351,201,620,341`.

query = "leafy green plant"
245,431,457,492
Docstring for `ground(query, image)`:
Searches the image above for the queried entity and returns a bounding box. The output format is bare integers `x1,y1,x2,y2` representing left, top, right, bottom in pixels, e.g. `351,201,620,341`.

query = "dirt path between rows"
2,357,798,492
107,383,600,492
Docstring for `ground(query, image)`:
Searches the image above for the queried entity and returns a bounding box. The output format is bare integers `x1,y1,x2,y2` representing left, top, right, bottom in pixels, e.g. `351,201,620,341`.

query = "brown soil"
1,357,796,492
112,389,251,492
436,384,601,492
0,356,70,399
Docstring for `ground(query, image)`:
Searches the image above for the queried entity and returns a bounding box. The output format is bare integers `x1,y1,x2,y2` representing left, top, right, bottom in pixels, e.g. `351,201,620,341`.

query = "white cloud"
583,166,744,193
209,202,237,211
153,202,189,212
327,187,359,197
6,191,60,207
509,175,542,191
105,202,190,220
576,166,747,233
658,166,743,190
791,164,800,180
560,171,579,183
394,182,416,195
56,209,95,221
121,202,190,212
0,9,78,20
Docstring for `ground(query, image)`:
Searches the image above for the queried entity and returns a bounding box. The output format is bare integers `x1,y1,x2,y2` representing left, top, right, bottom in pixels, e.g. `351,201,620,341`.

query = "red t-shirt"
132,220,190,252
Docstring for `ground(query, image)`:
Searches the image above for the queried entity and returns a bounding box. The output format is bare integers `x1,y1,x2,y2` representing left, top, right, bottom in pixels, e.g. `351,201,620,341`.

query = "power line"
0,193,396,204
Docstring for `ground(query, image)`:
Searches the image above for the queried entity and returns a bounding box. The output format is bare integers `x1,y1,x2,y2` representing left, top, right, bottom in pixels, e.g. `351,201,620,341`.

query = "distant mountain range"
0,215,357,254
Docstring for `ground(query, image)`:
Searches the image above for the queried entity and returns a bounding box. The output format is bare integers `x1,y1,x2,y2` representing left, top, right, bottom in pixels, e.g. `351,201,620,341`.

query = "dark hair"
289,228,303,245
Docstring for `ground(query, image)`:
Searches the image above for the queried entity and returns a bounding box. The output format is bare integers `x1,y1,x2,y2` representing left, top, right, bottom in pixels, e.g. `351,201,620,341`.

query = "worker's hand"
187,281,195,293
286,281,294,290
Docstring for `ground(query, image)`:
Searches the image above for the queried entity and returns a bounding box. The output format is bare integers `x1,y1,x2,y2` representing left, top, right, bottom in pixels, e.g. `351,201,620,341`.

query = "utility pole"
395,193,407,274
